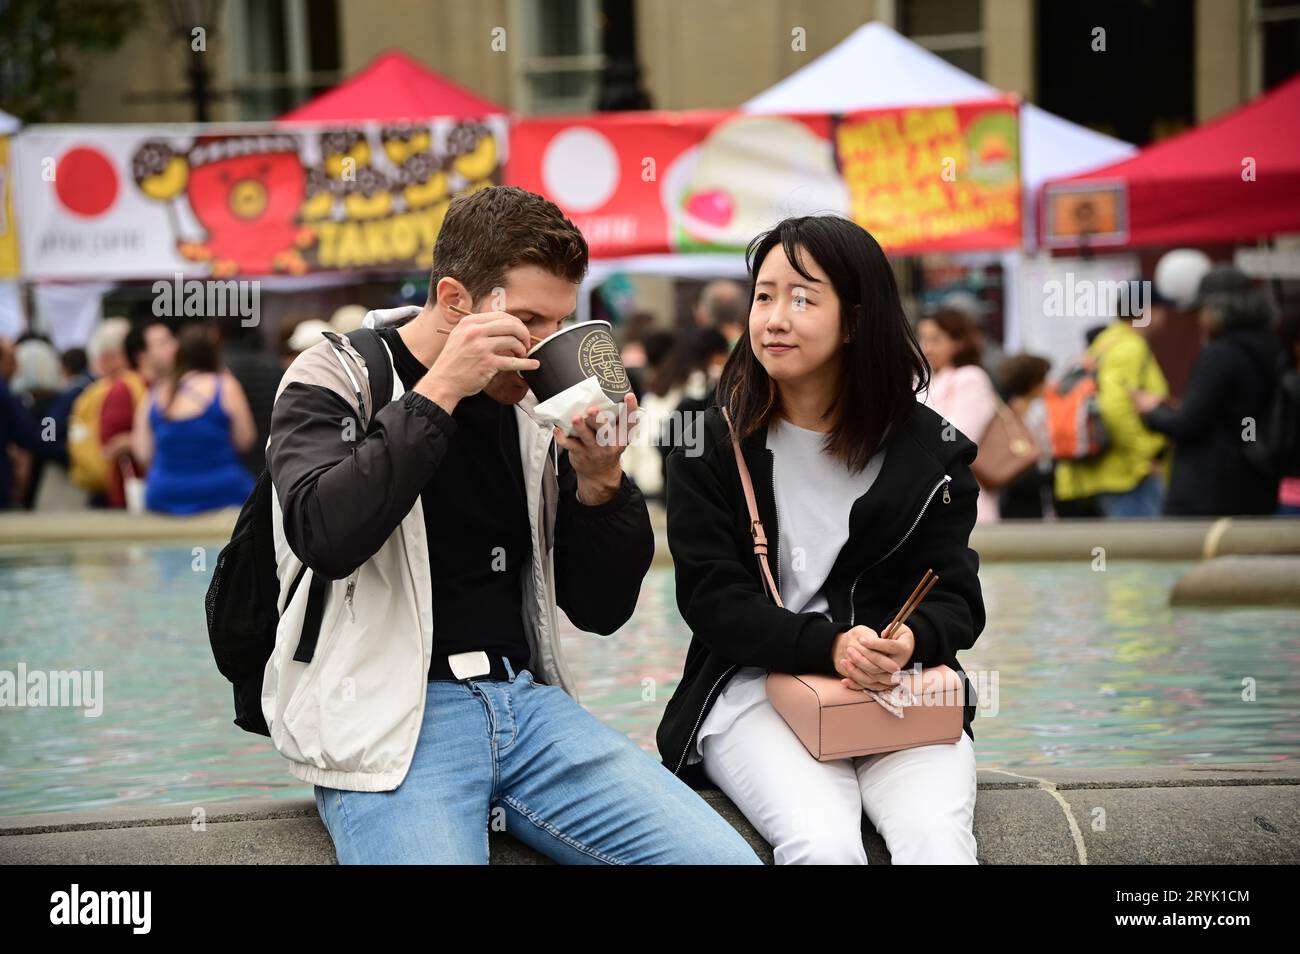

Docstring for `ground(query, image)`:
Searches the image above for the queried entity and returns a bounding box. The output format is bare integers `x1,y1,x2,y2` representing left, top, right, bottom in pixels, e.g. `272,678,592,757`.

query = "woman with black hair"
657,215,985,864
1132,265,1283,516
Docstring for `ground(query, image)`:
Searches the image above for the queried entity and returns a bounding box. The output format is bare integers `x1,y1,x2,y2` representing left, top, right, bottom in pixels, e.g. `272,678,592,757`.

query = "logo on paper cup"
578,330,629,393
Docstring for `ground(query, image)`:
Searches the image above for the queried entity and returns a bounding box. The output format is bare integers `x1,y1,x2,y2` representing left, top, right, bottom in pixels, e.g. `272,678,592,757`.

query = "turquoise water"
0,541,1297,816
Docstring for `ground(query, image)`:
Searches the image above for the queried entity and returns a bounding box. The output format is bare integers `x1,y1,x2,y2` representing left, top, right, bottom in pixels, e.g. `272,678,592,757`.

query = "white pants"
700,698,978,865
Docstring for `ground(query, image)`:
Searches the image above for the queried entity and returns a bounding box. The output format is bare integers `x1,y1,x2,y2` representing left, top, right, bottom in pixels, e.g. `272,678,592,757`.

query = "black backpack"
205,329,394,736
1225,337,1300,480
1246,366,1300,479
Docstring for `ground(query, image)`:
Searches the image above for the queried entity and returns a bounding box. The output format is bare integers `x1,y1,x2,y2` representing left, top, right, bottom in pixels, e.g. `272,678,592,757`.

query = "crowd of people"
1,264,1297,520
0,315,274,513
913,266,1298,523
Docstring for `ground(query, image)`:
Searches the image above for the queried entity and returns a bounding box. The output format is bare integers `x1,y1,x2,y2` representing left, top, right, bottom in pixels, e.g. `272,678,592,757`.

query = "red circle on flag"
55,147,119,217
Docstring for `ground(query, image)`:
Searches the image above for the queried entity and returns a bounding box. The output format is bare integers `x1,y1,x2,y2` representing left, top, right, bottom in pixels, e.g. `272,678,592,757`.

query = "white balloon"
1154,249,1212,307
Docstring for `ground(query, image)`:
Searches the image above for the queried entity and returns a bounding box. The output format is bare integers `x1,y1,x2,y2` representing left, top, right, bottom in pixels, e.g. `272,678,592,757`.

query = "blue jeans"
313,662,761,864
1096,473,1164,518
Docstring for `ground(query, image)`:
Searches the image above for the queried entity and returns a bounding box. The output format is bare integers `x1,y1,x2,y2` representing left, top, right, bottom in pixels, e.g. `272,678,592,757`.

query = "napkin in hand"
531,375,619,436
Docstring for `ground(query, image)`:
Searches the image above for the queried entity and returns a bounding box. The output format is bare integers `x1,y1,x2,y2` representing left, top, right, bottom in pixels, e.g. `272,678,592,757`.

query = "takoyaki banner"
13,117,506,279
508,99,1020,257
0,135,19,279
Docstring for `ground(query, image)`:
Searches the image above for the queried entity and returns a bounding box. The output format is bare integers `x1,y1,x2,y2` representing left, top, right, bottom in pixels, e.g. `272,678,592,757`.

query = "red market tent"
1040,73,1300,249
279,50,504,123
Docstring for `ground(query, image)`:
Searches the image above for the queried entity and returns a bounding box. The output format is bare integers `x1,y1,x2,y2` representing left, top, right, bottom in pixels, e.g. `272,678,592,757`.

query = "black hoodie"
656,401,985,786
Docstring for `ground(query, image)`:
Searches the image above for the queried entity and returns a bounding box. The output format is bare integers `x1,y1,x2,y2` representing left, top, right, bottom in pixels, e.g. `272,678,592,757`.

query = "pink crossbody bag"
720,407,965,761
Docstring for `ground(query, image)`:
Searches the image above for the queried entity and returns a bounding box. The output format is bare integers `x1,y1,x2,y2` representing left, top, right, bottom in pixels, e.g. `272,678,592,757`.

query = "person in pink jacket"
917,309,1000,524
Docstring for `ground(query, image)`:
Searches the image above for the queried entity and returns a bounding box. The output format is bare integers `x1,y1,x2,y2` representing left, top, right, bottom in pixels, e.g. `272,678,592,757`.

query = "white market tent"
582,21,1137,349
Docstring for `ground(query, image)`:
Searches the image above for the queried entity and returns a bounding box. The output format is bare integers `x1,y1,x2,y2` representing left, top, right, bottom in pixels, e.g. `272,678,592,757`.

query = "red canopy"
1041,74,1300,248
279,50,504,123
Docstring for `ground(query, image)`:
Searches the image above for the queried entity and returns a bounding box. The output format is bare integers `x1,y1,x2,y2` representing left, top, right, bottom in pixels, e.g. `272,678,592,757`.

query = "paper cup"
521,320,632,405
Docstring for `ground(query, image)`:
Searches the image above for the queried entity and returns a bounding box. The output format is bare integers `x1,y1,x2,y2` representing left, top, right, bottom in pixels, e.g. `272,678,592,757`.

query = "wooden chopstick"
883,568,938,639
888,568,933,632
838,567,938,704
437,301,545,347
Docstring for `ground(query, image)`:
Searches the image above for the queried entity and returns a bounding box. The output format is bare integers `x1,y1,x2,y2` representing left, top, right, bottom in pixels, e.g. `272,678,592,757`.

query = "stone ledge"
3,512,1298,565
3,763,1297,865
1170,555,1300,605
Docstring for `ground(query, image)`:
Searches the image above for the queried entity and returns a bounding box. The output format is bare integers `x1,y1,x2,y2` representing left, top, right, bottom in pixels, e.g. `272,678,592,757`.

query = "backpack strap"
293,570,328,664
345,327,397,431
720,406,783,608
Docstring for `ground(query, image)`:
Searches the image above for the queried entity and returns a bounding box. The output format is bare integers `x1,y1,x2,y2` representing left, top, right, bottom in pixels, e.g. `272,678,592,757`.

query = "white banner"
14,117,509,280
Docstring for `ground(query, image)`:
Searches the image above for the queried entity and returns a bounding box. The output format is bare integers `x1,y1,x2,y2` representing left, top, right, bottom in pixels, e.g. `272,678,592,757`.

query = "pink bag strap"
720,406,784,608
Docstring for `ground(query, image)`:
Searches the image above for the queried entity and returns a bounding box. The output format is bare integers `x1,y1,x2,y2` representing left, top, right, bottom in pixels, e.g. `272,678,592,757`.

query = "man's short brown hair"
428,186,588,303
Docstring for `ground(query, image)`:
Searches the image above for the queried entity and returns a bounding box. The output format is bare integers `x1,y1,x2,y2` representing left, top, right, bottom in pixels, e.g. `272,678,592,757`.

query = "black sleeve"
1142,347,1230,444
267,382,456,580
883,463,985,668
553,451,655,635
665,435,843,675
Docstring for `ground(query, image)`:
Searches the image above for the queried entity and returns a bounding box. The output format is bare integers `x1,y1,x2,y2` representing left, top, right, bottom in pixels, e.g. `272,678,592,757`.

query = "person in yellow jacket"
1055,313,1170,517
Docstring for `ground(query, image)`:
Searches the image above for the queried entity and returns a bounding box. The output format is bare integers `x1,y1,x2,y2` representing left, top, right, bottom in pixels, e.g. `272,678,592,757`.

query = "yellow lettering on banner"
421,200,448,245
364,220,393,261
316,221,340,266
390,217,417,259
910,145,936,175
336,221,366,266
834,104,1017,249
903,110,930,142
313,203,452,269
836,113,905,158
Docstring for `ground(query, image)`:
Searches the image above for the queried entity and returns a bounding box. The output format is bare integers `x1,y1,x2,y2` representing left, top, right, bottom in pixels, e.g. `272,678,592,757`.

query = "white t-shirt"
690,419,887,764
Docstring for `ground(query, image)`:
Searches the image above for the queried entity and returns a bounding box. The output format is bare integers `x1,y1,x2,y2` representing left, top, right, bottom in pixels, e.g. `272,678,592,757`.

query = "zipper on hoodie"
344,572,357,623
674,448,780,776
847,473,951,627
672,664,737,777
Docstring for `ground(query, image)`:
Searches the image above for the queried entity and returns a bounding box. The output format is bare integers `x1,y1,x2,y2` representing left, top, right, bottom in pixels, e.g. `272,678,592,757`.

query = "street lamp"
162,0,223,122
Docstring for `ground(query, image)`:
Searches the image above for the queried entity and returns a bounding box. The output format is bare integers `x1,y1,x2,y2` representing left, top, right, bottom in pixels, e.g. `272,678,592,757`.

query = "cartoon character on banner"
296,122,496,267
133,135,314,275
383,125,449,213
445,121,499,187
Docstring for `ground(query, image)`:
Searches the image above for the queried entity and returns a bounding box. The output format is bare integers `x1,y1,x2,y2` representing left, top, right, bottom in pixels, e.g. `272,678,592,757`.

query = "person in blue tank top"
132,322,256,514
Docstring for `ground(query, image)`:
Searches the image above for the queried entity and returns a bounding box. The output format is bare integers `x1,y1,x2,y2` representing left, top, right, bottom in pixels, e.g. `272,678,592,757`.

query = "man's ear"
434,276,472,311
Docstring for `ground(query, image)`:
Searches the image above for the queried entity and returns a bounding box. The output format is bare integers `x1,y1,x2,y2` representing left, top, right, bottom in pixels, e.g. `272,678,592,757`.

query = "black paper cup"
521,319,632,405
